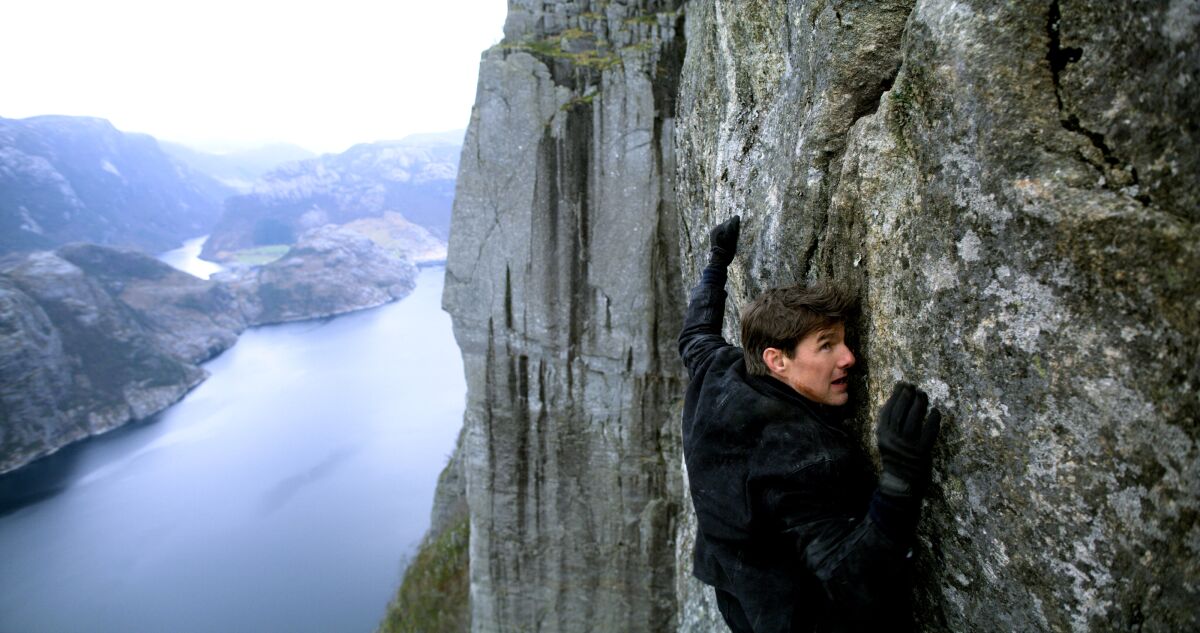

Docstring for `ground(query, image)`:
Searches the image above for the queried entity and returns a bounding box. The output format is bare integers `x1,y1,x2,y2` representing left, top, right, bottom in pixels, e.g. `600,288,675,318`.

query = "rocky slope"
0,116,231,256
435,1,1198,632
0,246,237,473
202,134,460,261
0,233,417,474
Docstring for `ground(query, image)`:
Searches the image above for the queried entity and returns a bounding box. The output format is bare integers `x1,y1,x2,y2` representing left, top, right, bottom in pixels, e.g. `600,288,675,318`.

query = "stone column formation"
443,1,688,631
443,1,1198,631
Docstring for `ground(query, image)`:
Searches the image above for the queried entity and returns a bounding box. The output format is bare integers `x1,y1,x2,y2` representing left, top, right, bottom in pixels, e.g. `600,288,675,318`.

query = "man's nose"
838,345,855,368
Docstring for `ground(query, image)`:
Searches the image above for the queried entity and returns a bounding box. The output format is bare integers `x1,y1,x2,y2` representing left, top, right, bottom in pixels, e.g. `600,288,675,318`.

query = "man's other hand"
708,215,741,267
876,382,941,499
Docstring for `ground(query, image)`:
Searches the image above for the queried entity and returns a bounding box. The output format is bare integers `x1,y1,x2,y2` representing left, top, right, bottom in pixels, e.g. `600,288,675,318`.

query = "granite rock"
434,0,1198,631
676,1,1199,631
442,1,688,630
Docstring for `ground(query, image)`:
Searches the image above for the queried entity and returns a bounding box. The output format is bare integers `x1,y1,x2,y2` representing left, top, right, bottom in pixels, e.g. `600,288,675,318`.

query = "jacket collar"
746,372,850,426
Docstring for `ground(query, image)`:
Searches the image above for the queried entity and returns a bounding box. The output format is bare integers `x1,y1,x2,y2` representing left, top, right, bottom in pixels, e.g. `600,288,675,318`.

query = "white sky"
0,0,508,153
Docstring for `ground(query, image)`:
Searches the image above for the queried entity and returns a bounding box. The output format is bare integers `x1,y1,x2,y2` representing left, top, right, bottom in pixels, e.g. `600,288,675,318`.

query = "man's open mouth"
831,376,848,386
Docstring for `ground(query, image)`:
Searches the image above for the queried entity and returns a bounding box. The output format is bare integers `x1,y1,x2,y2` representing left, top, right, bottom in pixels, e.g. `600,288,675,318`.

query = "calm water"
0,266,465,633
158,236,225,279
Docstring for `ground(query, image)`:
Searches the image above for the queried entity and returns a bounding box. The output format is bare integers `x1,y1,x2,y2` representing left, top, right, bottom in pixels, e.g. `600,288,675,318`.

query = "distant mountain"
160,141,317,192
0,116,233,256
201,133,461,261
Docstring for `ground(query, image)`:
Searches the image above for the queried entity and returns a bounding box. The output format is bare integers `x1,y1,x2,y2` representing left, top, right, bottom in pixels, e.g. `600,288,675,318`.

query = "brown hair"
740,281,857,376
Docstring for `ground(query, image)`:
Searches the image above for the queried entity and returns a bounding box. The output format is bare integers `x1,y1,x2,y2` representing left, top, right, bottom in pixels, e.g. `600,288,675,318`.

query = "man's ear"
762,347,787,375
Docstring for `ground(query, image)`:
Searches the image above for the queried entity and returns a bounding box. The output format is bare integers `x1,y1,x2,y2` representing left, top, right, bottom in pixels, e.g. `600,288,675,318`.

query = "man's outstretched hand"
708,215,741,267
876,382,941,499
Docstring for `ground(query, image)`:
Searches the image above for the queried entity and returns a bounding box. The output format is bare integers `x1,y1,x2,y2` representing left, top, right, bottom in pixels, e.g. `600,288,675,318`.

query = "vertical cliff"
441,0,1196,631
442,1,688,630
676,1,1198,631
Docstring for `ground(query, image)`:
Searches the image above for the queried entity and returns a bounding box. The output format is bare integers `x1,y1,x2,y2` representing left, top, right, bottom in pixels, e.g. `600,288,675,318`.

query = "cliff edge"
442,1,689,630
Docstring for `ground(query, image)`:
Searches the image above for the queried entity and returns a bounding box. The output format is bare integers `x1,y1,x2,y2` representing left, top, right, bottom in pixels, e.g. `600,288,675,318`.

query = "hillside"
0,116,231,255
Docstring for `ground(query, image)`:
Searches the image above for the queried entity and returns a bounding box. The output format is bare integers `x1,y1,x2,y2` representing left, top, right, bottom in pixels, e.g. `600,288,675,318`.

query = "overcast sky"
0,0,507,153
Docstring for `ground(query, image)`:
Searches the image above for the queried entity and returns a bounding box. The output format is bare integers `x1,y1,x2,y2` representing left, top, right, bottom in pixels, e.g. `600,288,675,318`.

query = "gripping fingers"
920,408,942,454
891,382,915,434
878,382,905,437
710,215,741,251
903,389,929,440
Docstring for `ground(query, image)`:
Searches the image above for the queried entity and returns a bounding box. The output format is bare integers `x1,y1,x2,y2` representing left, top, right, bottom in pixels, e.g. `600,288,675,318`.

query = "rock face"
202,134,460,260
438,0,1198,632
0,234,418,474
442,1,688,630
675,1,1198,630
0,116,231,256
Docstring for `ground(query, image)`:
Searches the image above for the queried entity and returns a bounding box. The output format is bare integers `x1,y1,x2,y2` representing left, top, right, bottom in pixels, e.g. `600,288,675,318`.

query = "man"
678,216,941,632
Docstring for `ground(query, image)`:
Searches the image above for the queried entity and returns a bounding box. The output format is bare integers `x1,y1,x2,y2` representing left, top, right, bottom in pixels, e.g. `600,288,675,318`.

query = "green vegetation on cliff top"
230,245,289,266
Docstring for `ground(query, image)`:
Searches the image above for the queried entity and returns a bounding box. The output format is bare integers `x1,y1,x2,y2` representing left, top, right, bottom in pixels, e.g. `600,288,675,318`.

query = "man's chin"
825,389,850,406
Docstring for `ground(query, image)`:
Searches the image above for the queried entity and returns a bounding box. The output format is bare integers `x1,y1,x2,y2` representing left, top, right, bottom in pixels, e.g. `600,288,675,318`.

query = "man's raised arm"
678,216,740,376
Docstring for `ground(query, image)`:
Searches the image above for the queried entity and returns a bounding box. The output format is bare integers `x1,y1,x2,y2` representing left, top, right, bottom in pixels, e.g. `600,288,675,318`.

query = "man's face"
771,322,856,406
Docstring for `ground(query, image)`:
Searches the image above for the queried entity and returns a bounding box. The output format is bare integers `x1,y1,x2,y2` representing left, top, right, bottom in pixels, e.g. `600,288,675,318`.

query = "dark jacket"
679,264,917,633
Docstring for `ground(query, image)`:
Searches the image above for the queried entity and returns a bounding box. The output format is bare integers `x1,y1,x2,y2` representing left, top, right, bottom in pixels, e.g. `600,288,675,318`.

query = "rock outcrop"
221,225,417,325
341,212,448,264
202,134,460,261
0,233,418,474
0,116,231,256
442,1,687,630
436,0,1197,632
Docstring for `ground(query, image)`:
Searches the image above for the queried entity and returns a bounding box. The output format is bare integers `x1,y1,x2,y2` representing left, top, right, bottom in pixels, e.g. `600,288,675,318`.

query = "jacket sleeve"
678,263,733,376
760,464,919,628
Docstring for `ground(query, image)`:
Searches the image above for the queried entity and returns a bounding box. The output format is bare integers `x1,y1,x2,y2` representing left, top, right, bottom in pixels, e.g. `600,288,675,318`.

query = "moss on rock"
377,515,470,633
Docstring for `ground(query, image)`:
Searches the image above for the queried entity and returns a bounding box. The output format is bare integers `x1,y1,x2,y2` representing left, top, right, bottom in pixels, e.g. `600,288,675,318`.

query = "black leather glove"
876,382,941,499
708,215,740,267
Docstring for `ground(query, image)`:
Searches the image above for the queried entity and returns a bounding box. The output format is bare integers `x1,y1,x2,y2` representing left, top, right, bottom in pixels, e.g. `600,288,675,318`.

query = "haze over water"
0,266,465,633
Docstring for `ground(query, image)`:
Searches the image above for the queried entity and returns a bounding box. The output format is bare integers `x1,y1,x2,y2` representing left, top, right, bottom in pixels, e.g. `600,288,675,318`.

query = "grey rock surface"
0,116,231,256
675,1,1199,631
433,0,1197,632
428,435,469,540
442,1,688,630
